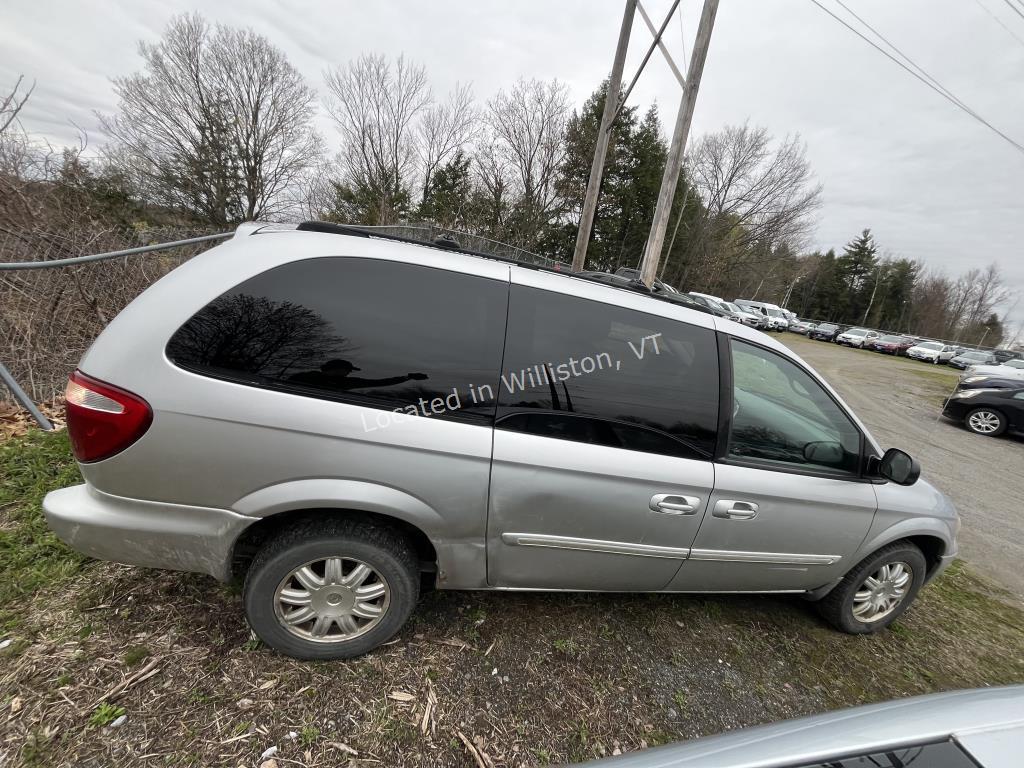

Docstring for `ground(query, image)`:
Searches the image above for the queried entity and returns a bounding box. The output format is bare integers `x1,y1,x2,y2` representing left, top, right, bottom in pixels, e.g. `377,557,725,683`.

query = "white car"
906,341,957,364
836,327,880,348
964,359,1024,380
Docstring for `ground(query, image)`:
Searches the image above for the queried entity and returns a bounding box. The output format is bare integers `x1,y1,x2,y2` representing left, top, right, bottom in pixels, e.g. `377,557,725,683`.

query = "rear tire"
817,541,926,634
244,519,419,660
965,407,1006,437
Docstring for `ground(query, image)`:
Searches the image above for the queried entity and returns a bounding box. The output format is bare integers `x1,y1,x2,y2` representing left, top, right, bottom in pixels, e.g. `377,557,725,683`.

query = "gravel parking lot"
779,334,1024,603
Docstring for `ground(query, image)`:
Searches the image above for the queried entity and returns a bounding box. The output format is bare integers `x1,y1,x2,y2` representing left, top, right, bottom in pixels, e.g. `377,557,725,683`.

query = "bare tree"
485,78,570,247
417,82,478,206
1,76,35,135
323,54,431,224
676,123,821,289
100,14,321,227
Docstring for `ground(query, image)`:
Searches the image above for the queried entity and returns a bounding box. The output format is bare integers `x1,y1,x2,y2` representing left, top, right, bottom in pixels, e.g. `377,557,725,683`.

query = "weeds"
88,703,125,728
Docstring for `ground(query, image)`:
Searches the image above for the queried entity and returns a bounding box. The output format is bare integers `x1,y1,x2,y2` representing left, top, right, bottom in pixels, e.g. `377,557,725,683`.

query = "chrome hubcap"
274,557,390,643
968,411,1000,434
852,561,911,623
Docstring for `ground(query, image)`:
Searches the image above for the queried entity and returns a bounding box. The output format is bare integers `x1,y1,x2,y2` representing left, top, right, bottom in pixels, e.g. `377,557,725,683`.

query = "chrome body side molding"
500,532,690,560
689,548,841,566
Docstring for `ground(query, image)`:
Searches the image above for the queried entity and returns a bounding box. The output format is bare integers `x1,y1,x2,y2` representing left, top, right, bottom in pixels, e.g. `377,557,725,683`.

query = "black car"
994,348,1023,363
948,350,999,370
808,322,843,341
942,386,1024,436
956,376,1024,390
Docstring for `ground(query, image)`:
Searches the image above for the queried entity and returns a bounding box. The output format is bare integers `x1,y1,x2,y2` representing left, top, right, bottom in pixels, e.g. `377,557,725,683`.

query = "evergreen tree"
418,152,471,229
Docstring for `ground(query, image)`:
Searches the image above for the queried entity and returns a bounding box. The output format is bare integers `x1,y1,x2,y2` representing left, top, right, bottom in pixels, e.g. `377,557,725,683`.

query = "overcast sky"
4,0,1023,327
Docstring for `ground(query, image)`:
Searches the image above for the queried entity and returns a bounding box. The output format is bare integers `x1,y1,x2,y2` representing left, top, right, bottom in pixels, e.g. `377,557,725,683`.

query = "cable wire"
1001,0,1024,22
833,0,967,110
974,0,1024,50
809,0,1024,157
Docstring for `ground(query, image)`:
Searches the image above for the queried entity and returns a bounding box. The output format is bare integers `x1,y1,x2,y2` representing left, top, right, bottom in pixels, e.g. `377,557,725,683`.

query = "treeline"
1,13,1013,349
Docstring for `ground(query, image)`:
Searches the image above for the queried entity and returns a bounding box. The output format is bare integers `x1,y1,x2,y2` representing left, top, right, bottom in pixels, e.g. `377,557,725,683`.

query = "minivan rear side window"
166,258,509,423
496,285,719,458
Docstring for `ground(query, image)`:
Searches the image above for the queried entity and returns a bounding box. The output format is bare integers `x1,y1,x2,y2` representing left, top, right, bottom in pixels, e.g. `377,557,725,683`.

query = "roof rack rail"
292,220,710,315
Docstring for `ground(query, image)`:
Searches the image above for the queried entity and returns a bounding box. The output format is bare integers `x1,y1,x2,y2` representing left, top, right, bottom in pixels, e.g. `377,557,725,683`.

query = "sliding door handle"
650,494,701,515
712,500,759,520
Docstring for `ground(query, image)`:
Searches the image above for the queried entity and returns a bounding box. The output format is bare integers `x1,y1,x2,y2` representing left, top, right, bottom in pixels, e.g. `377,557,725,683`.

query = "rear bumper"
43,484,253,581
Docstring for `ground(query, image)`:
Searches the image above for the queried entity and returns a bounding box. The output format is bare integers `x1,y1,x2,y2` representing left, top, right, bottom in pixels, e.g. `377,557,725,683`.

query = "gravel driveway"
780,334,1024,603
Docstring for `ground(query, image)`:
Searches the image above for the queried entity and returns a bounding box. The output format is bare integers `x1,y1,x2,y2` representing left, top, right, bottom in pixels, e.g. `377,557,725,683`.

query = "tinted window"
792,740,977,768
167,258,508,422
729,340,860,475
496,286,719,458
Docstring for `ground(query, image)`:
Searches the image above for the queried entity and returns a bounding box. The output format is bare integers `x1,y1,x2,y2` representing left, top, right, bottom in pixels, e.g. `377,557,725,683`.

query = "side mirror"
877,448,920,486
803,440,844,465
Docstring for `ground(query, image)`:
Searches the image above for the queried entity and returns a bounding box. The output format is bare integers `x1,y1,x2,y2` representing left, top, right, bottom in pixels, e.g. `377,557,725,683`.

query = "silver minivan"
44,222,959,659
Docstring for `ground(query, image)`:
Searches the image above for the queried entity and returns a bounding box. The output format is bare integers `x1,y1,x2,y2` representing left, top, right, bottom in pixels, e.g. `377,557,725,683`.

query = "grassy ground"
1,431,1024,767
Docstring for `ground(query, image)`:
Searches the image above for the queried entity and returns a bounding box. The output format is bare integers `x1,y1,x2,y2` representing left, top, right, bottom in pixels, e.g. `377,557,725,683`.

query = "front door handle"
712,500,759,520
650,494,701,515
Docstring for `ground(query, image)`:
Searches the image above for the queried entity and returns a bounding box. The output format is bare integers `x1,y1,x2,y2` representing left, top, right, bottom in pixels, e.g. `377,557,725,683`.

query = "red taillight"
64,371,152,463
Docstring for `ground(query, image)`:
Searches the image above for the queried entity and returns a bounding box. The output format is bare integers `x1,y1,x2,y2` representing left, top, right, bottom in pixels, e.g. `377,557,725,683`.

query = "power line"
974,0,1024,51
1001,0,1024,22
809,0,1024,157
832,0,967,110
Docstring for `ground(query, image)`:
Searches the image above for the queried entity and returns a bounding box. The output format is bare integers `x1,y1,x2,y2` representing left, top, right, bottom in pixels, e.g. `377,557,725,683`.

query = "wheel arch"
229,479,448,582
230,507,438,582
807,531,951,602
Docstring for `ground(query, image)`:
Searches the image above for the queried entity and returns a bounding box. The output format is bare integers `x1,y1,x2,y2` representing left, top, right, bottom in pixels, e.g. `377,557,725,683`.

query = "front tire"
965,407,1006,436
817,541,926,634
244,519,420,660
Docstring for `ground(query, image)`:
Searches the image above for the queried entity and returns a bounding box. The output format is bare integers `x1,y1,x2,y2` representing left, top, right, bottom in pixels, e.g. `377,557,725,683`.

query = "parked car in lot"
687,292,761,327
718,300,763,328
963,358,1024,380
906,340,957,364
949,349,999,370
43,221,959,660
733,299,789,330
957,375,1024,390
993,348,1022,363
867,334,917,355
789,320,817,334
580,271,710,315
686,293,748,323
943,385,1024,436
808,322,843,341
835,327,881,348
577,685,1024,768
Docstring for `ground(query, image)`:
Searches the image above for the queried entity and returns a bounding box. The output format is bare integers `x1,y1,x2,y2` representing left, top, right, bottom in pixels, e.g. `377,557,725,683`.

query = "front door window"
729,340,861,475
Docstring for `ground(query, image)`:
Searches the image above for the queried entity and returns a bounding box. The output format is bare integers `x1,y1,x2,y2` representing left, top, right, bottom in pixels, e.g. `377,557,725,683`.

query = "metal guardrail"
1,232,231,429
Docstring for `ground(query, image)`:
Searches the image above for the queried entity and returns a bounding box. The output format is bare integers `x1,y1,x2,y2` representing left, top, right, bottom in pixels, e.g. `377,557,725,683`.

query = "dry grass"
1,433,1023,767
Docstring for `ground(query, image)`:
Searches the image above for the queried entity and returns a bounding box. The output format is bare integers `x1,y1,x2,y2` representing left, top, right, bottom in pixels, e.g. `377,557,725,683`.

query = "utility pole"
639,0,719,287
571,0,637,272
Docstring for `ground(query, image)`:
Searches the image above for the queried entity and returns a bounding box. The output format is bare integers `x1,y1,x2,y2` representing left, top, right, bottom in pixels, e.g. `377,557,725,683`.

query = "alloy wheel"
852,561,911,623
968,410,1001,434
273,556,390,643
